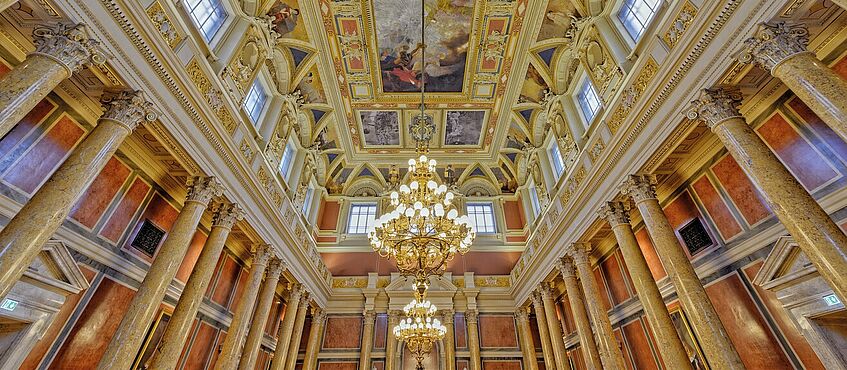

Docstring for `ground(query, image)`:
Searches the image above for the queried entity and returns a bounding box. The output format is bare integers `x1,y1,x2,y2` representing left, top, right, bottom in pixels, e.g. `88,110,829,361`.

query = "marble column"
360,310,376,370
538,284,567,370
568,244,627,370
1,1,18,12
529,292,555,369
284,293,311,370
622,174,744,369
691,87,847,304
557,259,602,370
239,258,286,370
515,307,539,370
97,176,222,369
0,90,155,301
0,22,106,137
740,22,847,143
442,310,456,370
302,308,327,370
149,202,244,370
599,201,692,369
214,245,274,370
386,310,401,370
466,309,482,370
269,283,305,370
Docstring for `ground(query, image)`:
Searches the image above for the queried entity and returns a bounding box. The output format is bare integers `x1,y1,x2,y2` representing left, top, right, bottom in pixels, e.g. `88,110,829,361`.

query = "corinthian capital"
312,307,327,324
738,22,810,72
100,90,157,131
514,307,530,322
620,174,657,203
185,176,224,205
598,201,631,227
537,283,554,299
556,257,577,279
288,283,305,301
32,22,107,74
212,202,244,229
529,291,543,308
687,87,744,129
465,309,479,324
567,243,592,266
251,244,273,267
266,257,286,277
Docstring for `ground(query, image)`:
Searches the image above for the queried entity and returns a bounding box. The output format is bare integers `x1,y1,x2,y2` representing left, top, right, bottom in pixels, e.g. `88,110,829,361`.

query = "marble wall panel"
318,200,340,230
300,316,312,351
124,192,179,262
99,177,150,243
478,315,518,349
3,114,84,194
705,273,792,369
230,266,250,312
182,320,218,369
711,155,771,226
757,113,839,191
600,251,631,305
446,252,521,275
613,328,633,370
208,330,226,368
691,175,743,241
621,318,659,370
481,360,521,370
374,313,387,349
529,315,542,349
592,266,612,310
457,359,469,370
69,156,131,229
209,253,241,307
662,190,715,257
455,313,467,348
567,347,585,370
175,229,208,283
322,316,363,349
503,200,526,230
788,97,847,164
557,297,575,334
265,299,284,335
317,361,358,370
0,98,55,159
49,276,136,368
634,228,666,280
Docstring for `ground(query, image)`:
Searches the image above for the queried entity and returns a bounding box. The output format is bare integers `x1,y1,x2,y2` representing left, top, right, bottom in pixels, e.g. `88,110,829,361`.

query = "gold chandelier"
393,296,447,370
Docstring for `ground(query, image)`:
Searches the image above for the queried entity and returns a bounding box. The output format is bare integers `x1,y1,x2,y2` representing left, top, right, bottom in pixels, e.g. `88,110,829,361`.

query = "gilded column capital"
299,291,311,305
212,202,244,229
363,309,376,322
514,307,530,322
312,307,327,324
567,243,592,266
266,257,286,278
687,87,744,129
620,174,658,204
287,282,305,302
537,283,554,300
185,176,224,205
529,291,543,308
738,22,810,72
598,201,631,227
556,257,577,279
465,309,479,324
441,309,455,324
31,22,107,74
100,90,157,131
251,244,273,267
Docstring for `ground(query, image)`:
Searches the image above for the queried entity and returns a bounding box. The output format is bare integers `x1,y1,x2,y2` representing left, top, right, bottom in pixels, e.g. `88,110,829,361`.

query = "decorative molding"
145,1,182,49
663,1,698,49
185,58,237,134
607,57,658,135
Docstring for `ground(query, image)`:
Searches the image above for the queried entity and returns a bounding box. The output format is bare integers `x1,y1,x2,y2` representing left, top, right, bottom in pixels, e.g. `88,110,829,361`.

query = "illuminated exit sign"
0,298,18,311
823,294,841,306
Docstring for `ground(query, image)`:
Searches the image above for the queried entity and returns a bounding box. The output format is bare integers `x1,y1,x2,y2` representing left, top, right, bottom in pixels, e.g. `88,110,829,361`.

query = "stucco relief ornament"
32,22,108,74
738,22,810,72
100,90,158,131
686,87,743,128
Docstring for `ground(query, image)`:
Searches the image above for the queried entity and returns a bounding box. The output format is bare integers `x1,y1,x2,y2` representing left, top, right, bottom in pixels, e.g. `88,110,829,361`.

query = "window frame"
528,185,542,218
184,0,229,43
575,77,602,127
616,0,662,42
278,140,296,182
549,141,566,180
347,203,378,234
302,186,315,218
242,79,269,125
465,202,497,234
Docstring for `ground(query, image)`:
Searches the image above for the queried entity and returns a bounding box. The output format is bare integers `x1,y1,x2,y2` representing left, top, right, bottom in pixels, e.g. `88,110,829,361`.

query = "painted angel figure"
268,2,299,36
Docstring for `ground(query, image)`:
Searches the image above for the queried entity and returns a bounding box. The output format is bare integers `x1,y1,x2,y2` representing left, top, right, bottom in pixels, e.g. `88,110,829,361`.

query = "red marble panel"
208,330,225,368
568,348,585,370
230,265,250,311
691,176,743,241
743,261,825,370
621,319,659,370
19,266,96,370
374,313,388,349
478,315,518,349
318,200,340,230
124,193,179,261
662,191,714,257
265,299,284,335
789,97,847,164
4,115,84,194
175,229,208,283
182,320,217,369
600,253,630,305
174,319,198,368
711,155,771,226
0,60,9,75
634,228,666,280
457,360,469,370
757,113,838,190
99,177,150,242
503,200,526,230
833,54,847,78
372,360,385,370
446,252,521,275
592,266,612,311
705,273,792,369
558,297,574,334
300,316,312,351
321,252,398,276
254,351,268,370
49,276,136,368
454,313,468,348
529,315,542,350
481,360,521,370
322,316,363,349
0,98,56,159
318,361,358,370
69,156,131,229
210,254,241,306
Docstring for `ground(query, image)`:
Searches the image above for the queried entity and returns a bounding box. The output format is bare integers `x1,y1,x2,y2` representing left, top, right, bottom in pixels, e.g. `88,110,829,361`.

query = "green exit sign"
0,298,18,311
823,294,841,306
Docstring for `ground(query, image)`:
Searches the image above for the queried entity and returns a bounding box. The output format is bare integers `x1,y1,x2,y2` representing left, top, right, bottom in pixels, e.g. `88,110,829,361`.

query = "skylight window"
185,0,228,42
618,0,661,41
466,203,496,234
576,79,602,126
348,203,377,234
242,80,268,124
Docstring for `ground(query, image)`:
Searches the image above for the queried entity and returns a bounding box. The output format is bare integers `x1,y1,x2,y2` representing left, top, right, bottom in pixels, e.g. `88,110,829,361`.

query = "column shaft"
569,246,627,369
239,259,286,370
529,294,555,370
515,308,539,370
466,310,482,370
539,285,567,370
98,176,221,369
0,23,104,137
623,174,744,369
284,297,311,370
558,263,602,370
600,202,692,369
443,311,456,370
214,246,273,370
359,311,376,370
0,90,154,300
386,311,400,370
149,203,243,370
302,309,326,370
270,285,305,370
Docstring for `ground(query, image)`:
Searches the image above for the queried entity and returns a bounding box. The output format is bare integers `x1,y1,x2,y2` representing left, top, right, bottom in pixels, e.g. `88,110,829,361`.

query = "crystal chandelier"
367,0,476,289
393,297,447,370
